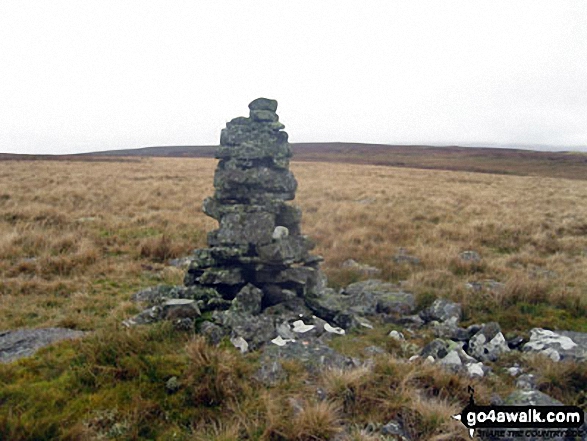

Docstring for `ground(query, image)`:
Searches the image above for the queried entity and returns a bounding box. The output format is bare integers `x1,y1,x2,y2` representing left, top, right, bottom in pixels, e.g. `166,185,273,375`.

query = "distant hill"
2,142,586,180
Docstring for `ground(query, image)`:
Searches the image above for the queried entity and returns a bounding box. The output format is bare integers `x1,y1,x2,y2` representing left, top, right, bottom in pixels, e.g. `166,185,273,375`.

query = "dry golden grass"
1,157,587,333
2,156,586,441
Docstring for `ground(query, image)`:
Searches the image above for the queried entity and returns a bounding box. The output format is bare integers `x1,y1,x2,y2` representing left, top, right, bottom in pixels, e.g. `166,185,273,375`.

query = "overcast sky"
1,1,586,154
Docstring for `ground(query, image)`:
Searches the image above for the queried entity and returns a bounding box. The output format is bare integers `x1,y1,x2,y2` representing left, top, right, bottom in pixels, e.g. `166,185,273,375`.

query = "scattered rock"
0,328,85,363
465,279,505,293
381,419,411,440
420,298,462,323
389,330,405,340
341,259,381,276
341,279,416,316
466,362,486,378
420,339,449,360
165,376,180,394
523,328,587,362
431,317,470,341
393,248,421,266
467,322,510,362
515,373,537,390
459,250,481,262
199,321,227,345
504,389,563,406
439,350,462,368
258,338,357,376
230,336,249,353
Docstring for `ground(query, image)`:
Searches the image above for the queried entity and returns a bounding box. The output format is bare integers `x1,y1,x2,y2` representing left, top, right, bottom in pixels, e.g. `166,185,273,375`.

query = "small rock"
506,366,522,377
165,376,180,394
506,335,526,350
341,259,381,276
439,350,462,367
230,284,263,315
459,250,481,262
230,336,249,353
389,330,405,340
199,321,226,345
504,389,563,406
381,419,410,439
466,362,485,378
393,248,421,266
420,339,449,360
516,373,537,390
272,226,289,240
161,299,201,320
420,298,462,323
467,322,510,362
364,346,386,356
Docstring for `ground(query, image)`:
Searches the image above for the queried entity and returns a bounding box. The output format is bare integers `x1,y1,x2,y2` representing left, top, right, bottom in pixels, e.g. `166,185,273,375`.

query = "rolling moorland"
0,147,586,439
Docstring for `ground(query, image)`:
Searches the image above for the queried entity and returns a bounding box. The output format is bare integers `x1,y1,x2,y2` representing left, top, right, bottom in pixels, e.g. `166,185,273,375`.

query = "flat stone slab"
0,328,85,363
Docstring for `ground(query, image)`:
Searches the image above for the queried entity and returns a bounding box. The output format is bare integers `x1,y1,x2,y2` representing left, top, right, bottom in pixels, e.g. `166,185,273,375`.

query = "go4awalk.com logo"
452,387,585,439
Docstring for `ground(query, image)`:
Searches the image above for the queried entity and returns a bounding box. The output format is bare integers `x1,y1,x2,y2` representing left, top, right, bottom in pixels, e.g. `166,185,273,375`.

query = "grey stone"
230,284,263,315
504,389,563,406
420,298,462,323
262,285,297,307
516,373,538,390
161,299,201,320
393,248,421,266
432,317,470,341
197,267,244,285
165,376,180,394
219,311,276,350
420,339,449,360
381,419,410,439
467,322,510,362
259,338,355,375
0,328,85,363
341,259,381,276
199,321,227,345
250,109,279,122
248,97,278,112
342,279,415,316
523,328,587,362
459,250,481,262
439,350,462,367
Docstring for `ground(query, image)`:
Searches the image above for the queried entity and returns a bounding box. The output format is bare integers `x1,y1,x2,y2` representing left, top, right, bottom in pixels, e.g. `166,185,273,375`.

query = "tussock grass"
1,157,587,438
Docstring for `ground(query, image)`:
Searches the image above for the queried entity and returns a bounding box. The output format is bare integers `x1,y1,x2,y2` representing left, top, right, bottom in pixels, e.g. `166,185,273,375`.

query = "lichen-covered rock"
467,322,510,362
522,328,587,362
258,337,357,375
0,328,85,363
341,279,416,316
161,299,201,320
230,284,263,315
420,298,462,323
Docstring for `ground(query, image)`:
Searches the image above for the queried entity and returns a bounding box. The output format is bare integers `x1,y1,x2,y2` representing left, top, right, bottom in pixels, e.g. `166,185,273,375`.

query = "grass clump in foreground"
0,157,586,438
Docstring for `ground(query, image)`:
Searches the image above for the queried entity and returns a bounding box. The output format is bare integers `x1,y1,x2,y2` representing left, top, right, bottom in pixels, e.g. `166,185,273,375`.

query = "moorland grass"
0,157,586,439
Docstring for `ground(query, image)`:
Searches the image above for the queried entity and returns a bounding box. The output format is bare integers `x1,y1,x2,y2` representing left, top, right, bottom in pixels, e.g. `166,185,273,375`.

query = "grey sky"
1,0,586,154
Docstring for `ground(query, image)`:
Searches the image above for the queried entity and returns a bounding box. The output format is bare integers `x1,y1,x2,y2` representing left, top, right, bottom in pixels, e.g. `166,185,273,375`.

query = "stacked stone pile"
184,97,325,312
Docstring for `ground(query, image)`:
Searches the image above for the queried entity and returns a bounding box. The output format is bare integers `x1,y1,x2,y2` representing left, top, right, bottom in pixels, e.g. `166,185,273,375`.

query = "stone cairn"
185,97,325,311
126,98,350,353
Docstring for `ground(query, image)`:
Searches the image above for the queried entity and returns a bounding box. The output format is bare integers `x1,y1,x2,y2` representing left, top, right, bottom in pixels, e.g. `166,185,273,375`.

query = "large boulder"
522,328,587,362
0,328,85,363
